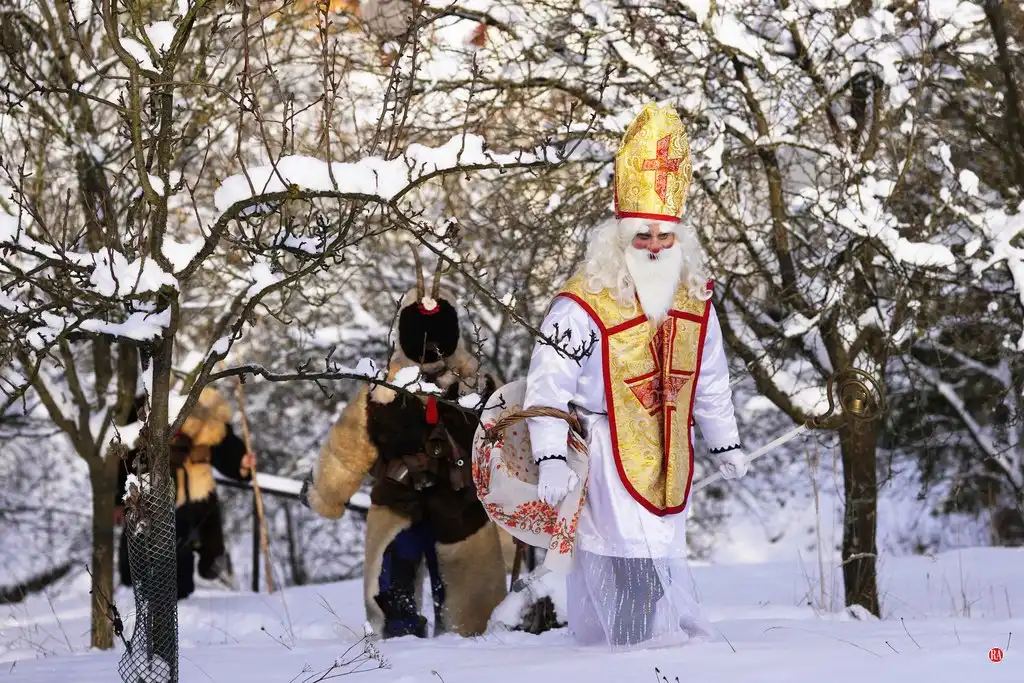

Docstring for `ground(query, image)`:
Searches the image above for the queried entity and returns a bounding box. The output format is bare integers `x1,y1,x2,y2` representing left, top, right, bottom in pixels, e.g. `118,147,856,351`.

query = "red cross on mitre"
641,134,682,203
626,324,695,416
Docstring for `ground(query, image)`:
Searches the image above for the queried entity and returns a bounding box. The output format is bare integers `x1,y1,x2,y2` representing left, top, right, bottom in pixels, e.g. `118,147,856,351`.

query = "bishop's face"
621,219,684,324
630,223,677,259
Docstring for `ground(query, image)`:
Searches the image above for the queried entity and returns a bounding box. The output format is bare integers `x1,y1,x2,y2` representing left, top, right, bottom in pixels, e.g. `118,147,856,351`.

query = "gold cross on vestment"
626,322,694,416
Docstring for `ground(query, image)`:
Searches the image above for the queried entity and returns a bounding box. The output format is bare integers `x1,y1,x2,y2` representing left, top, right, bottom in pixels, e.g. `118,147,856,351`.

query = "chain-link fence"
118,444,179,683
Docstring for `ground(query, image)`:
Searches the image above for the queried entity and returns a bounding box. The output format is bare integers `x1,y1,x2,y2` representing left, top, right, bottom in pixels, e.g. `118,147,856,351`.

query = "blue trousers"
375,521,446,637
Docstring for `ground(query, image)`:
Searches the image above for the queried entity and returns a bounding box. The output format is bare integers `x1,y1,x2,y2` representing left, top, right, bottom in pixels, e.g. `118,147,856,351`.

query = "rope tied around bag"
482,406,588,456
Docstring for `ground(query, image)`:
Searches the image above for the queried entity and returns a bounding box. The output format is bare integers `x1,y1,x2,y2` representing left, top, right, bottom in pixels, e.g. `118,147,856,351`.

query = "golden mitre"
613,102,693,223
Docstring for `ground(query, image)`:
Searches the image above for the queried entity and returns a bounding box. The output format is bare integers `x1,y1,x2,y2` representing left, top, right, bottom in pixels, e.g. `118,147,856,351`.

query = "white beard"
624,245,684,324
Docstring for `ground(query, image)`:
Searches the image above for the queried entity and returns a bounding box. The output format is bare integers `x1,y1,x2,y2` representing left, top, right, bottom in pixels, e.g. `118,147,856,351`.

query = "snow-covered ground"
1,547,1019,682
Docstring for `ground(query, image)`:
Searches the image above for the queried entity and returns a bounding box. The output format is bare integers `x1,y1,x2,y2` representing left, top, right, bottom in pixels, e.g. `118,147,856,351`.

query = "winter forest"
1,0,1023,681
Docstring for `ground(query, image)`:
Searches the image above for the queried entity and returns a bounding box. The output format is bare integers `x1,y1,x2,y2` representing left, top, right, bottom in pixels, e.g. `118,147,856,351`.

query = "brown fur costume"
304,286,485,518
173,388,234,507
305,385,375,519
432,522,506,634
116,388,252,599
305,284,507,638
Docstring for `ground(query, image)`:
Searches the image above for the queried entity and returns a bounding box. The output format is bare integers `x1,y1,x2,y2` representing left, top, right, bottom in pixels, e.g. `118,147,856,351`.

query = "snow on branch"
0,211,63,262
1,209,178,300
718,304,831,421
910,358,1023,492
82,249,177,297
1,208,178,345
212,134,561,216
795,177,958,271
968,209,1024,349
914,340,1013,388
79,308,170,341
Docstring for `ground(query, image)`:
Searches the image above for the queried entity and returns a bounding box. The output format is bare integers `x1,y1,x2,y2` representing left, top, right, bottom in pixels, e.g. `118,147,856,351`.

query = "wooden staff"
509,539,527,592
234,377,274,594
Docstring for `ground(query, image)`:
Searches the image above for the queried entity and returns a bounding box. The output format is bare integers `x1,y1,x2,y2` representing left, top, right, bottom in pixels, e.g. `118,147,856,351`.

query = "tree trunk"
89,454,119,650
143,340,180,682
837,415,881,616
983,0,1024,190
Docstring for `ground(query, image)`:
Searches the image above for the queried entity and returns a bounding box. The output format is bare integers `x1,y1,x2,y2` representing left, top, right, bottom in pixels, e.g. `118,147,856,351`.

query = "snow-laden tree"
882,0,1024,544
0,398,88,599
0,0,568,656
5,0,1022,656
389,0,1024,616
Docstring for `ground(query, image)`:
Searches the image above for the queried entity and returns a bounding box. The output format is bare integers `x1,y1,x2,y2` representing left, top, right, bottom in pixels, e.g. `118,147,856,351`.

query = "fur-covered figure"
303,384,375,520
303,254,508,639
116,388,255,600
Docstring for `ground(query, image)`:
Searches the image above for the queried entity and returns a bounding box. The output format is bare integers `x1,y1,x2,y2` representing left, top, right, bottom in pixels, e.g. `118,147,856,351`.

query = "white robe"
522,295,742,648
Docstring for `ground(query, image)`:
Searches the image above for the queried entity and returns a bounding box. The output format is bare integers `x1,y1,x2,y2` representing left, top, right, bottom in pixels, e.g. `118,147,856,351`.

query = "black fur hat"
398,245,461,365
398,297,460,364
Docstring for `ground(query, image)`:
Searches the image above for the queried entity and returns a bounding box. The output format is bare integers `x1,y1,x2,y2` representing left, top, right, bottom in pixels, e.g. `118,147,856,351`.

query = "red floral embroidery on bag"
475,418,590,556
472,421,497,496
485,500,559,536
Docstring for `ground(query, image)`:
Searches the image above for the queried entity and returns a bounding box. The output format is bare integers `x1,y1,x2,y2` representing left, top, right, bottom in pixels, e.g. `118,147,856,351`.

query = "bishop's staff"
691,367,886,493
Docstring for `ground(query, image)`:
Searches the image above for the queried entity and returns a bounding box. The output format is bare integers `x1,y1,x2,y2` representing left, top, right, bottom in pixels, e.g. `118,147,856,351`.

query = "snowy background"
0,375,997,594
2,547,1021,681
2,0,1024,679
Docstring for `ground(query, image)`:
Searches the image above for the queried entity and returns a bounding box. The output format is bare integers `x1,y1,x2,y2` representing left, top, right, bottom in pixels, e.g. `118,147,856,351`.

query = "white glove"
716,449,748,480
537,457,580,507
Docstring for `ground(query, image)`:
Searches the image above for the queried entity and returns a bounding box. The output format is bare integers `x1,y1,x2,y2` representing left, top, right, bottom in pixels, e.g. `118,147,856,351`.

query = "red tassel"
425,395,439,424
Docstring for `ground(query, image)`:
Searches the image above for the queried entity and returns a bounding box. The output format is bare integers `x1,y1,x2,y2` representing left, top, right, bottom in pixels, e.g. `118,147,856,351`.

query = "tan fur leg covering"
176,462,216,507
362,505,413,634
498,529,518,574
308,388,377,519
435,521,508,637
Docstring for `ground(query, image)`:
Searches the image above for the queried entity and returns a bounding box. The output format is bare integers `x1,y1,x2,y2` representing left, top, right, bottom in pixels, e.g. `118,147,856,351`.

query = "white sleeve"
523,297,594,463
692,302,742,454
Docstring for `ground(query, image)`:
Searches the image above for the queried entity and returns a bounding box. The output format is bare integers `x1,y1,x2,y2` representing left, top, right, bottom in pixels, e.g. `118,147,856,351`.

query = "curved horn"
431,258,446,299
408,243,425,298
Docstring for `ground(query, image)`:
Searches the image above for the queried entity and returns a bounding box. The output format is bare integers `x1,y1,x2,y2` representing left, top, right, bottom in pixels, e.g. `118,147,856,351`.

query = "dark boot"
375,524,430,638
374,592,428,638
517,596,563,635
195,497,236,589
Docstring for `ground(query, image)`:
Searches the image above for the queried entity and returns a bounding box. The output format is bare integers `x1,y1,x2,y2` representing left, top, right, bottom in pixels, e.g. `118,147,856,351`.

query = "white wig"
581,217,713,310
